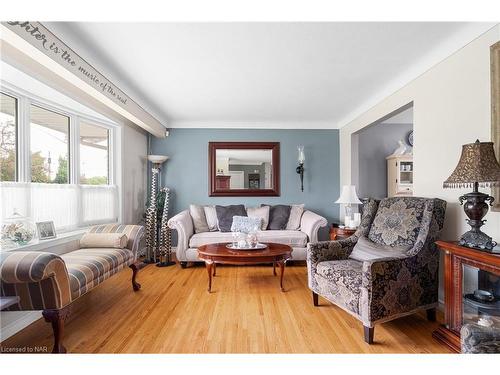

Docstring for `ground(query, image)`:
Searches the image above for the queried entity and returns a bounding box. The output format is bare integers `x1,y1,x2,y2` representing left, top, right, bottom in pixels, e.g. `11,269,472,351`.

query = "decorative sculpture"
145,155,168,263
157,187,175,267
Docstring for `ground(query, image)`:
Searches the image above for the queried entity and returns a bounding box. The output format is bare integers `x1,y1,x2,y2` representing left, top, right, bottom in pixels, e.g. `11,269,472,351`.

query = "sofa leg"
312,291,319,306
180,261,188,269
129,263,141,291
426,307,436,322
363,325,374,344
42,306,71,353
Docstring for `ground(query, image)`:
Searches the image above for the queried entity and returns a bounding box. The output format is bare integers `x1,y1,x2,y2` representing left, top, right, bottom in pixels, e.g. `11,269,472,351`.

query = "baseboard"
0,311,42,341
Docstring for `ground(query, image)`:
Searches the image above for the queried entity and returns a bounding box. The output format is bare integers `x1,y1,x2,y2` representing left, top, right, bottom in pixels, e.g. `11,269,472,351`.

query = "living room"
1,1,500,372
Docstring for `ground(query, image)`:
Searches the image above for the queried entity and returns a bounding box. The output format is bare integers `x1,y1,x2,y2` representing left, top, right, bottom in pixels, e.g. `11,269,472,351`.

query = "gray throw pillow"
262,204,291,230
349,236,411,262
215,205,247,232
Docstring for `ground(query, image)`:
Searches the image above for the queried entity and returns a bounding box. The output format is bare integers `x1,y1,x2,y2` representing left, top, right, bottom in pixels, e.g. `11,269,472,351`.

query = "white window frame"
1,80,122,230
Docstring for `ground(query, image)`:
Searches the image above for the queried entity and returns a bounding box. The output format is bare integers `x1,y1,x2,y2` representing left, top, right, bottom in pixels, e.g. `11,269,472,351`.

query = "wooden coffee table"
198,242,292,292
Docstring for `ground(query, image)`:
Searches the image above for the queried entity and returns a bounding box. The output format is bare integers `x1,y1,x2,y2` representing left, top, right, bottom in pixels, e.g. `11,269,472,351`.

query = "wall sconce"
296,145,305,192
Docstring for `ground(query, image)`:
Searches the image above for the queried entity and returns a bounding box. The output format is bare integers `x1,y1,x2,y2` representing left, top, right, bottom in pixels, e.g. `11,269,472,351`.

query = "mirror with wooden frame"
209,142,280,196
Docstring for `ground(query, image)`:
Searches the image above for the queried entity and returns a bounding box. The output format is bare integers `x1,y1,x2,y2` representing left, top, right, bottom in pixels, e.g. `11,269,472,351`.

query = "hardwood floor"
1,262,452,353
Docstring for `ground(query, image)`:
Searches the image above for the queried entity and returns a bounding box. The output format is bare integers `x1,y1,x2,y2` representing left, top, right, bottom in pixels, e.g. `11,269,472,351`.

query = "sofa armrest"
300,210,327,243
168,210,194,262
0,251,72,310
306,238,356,290
461,323,500,353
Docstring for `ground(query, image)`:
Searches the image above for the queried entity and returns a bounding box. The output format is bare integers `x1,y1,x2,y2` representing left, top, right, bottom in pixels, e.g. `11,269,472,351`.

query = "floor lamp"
157,187,175,267
145,154,168,264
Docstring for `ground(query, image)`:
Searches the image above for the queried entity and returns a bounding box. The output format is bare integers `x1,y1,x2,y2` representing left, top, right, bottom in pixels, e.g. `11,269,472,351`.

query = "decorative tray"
226,243,267,250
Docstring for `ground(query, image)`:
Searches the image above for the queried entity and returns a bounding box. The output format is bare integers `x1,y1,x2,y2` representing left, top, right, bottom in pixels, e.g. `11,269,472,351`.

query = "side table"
329,225,356,241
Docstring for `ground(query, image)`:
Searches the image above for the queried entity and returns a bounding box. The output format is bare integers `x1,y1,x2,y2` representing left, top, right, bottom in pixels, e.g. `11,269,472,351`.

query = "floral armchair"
307,197,446,344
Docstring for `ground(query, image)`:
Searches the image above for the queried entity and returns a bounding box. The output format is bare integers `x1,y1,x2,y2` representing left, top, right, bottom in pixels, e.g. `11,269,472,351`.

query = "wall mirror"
209,142,280,196
491,41,500,211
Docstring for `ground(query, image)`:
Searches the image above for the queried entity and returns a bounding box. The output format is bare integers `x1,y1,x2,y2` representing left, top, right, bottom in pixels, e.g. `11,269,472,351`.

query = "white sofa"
168,208,328,266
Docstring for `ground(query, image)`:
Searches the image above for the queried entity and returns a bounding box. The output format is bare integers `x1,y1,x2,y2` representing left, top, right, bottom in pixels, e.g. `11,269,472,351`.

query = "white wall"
121,124,147,224
340,26,500,301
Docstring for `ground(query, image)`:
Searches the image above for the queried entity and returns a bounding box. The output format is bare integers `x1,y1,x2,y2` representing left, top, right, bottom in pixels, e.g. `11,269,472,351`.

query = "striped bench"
0,224,144,353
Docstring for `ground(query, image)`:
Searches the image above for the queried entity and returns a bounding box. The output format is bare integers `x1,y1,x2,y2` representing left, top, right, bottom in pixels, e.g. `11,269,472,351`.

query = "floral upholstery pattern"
461,323,500,354
307,197,446,328
368,198,426,247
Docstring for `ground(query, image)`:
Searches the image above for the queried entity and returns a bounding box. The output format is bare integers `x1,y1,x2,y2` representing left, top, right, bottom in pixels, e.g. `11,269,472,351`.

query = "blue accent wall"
150,128,340,240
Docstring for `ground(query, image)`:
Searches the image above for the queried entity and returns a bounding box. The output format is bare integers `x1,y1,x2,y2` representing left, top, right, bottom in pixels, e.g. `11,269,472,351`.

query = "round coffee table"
197,242,292,292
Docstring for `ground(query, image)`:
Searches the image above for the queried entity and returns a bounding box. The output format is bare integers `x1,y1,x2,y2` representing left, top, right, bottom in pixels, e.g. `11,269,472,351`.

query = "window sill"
2,228,88,253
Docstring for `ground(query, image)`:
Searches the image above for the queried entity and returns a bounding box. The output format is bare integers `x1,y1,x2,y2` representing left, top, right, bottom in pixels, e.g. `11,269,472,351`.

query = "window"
0,93,17,182
30,105,70,184
80,121,109,185
0,86,118,232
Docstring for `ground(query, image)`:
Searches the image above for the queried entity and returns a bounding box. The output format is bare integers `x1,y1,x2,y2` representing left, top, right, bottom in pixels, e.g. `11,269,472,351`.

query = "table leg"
213,262,217,277
278,261,286,292
273,261,276,276
205,261,213,292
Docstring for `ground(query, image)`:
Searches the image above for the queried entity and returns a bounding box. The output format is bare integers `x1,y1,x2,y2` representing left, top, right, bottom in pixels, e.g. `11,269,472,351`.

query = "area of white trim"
334,22,498,129
168,120,337,129
0,311,42,342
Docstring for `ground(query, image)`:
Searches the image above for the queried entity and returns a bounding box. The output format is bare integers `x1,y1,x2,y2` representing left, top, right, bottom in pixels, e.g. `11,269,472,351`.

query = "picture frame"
36,221,57,240
491,41,500,212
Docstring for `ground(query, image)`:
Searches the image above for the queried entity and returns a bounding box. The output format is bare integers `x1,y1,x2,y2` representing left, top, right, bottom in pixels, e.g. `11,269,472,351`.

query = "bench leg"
42,305,71,353
130,263,141,291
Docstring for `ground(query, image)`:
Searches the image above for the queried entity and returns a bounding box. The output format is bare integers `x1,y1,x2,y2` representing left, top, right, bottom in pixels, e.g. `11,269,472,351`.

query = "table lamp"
443,140,500,251
335,185,362,228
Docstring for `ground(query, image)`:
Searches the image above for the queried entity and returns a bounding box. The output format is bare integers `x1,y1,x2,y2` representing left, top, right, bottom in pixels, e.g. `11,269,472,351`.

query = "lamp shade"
335,185,362,204
147,154,169,164
443,140,500,188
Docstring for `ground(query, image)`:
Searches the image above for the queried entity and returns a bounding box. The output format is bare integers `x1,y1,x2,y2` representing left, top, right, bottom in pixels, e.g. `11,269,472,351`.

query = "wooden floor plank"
1,262,453,354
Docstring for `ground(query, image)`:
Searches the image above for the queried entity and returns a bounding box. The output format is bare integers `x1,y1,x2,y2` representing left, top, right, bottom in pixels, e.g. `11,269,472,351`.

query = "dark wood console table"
433,241,500,352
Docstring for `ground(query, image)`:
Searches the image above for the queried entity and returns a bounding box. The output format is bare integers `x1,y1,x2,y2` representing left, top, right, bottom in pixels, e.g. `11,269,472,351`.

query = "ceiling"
44,22,495,129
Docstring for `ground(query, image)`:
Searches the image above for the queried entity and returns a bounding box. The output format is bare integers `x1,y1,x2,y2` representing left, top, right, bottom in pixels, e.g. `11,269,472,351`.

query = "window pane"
80,121,109,185
0,93,17,181
30,105,70,183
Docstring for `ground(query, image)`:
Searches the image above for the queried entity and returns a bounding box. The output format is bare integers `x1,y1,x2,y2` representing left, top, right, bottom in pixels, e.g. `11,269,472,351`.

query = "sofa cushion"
79,233,128,249
189,230,308,248
203,206,219,232
216,205,247,232
315,259,362,314
62,247,134,299
368,197,427,247
286,204,304,230
189,204,209,233
246,206,270,230
349,236,410,262
263,204,291,230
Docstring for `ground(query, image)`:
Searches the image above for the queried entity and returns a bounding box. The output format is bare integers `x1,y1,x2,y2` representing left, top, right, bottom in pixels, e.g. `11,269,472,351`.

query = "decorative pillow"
349,236,411,262
203,205,218,232
246,206,270,230
189,204,209,233
80,233,128,249
231,216,261,233
215,205,247,232
368,197,425,247
286,204,305,230
262,204,291,230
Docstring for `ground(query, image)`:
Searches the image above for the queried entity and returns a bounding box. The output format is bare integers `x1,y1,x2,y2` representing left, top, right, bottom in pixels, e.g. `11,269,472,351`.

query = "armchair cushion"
368,197,428,247
349,236,410,261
